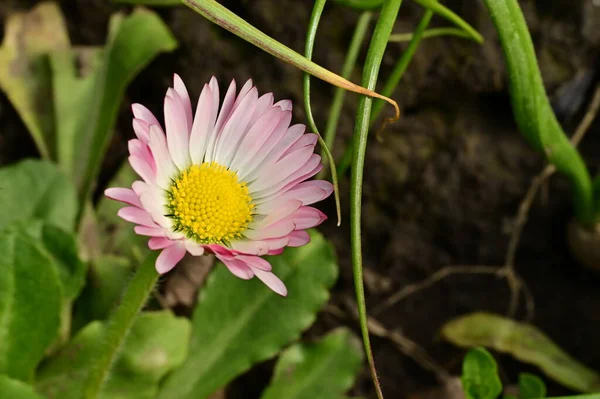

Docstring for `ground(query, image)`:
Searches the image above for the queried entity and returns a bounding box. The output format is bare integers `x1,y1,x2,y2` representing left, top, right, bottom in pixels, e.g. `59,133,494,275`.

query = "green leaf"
0,159,78,233
261,328,363,399
36,311,191,399
0,375,45,399
411,0,483,43
96,163,149,261
442,313,600,393
0,232,62,381
158,230,338,399
461,348,503,399
481,0,593,223
70,7,178,202
519,373,546,399
72,255,133,332
0,2,70,159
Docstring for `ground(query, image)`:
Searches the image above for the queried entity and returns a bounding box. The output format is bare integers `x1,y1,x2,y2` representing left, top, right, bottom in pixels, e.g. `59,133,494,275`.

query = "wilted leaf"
0,159,78,233
0,232,62,381
37,311,191,399
0,375,45,399
159,230,338,399
442,313,600,393
461,348,502,399
261,328,363,399
0,1,69,158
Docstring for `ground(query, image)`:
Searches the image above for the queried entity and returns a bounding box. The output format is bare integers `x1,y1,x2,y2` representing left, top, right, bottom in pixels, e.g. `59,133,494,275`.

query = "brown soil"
2,0,600,398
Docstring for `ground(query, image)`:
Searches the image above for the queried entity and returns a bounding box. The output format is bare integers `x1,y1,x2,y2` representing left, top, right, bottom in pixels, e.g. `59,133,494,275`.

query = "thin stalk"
303,0,342,226
83,252,159,398
350,1,403,398
319,11,373,180
388,26,472,42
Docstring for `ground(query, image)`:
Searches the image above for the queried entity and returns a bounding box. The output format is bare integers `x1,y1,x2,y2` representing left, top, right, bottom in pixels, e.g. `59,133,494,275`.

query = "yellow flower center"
167,162,254,244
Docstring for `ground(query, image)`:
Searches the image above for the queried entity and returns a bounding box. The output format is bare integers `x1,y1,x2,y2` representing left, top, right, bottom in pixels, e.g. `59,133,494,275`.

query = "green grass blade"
333,0,385,10
303,0,342,226
481,0,593,224
321,11,373,179
181,0,399,113
411,0,483,43
388,27,474,42
350,1,403,397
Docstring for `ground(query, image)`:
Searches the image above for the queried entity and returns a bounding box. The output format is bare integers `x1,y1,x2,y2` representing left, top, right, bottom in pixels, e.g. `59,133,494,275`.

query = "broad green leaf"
37,311,191,399
442,313,600,392
96,163,149,261
0,2,69,159
0,375,45,399
159,230,338,399
461,348,503,399
72,255,133,332
0,232,62,381
0,159,77,233
519,373,546,399
261,328,363,399
74,7,178,201
481,0,593,223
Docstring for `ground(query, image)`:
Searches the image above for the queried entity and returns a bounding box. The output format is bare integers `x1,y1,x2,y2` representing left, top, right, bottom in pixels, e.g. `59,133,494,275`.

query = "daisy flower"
105,75,333,296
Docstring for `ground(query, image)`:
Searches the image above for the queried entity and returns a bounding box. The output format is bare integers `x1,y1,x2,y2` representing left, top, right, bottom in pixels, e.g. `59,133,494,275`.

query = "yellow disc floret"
167,162,254,244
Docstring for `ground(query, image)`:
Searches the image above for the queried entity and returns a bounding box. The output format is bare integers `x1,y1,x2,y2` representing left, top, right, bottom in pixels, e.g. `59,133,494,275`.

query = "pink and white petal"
252,155,322,199
184,240,205,256
173,74,193,132
236,255,272,271
241,123,304,181
229,107,284,173
189,84,215,164
148,125,177,189
214,87,258,166
248,92,274,126
118,206,157,227
252,268,287,296
229,239,272,256
205,80,237,161
208,76,220,125
287,230,311,247
132,103,160,127
149,237,174,250
135,226,167,237
128,139,154,172
256,180,333,207
280,133,318,159
288,206,327,229
243,219,296,240
156,242,186,274
220,258,254,280
132,118,150,143
248,146,314,192
251,199,302,228
267,248,284,256
104,187,141,208
237,112,293,180
165,89,191,170
139,192,171,229
230,79,254,113
273,99,292,112
129,156,155,185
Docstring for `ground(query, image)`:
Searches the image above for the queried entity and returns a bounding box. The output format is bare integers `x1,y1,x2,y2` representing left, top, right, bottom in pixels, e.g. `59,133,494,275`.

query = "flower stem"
83,252,159,399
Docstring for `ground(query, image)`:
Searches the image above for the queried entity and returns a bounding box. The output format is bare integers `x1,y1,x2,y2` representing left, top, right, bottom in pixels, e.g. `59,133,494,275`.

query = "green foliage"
261,328,363,399
0,160,77,233
158,230,338,399
37,311,191,399
333,0,385,10
443,313,600,393
0,231,62,381
461,348,503,399
519,373,547,399
0,375,45,399
481,0,593,223
71,8,178,201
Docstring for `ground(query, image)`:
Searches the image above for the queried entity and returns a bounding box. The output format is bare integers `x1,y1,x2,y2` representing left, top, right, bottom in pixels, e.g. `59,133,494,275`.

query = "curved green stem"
83,252,159,398
303,0,342,226
388,27,473,42
350,1,403,397
319,11,373,180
